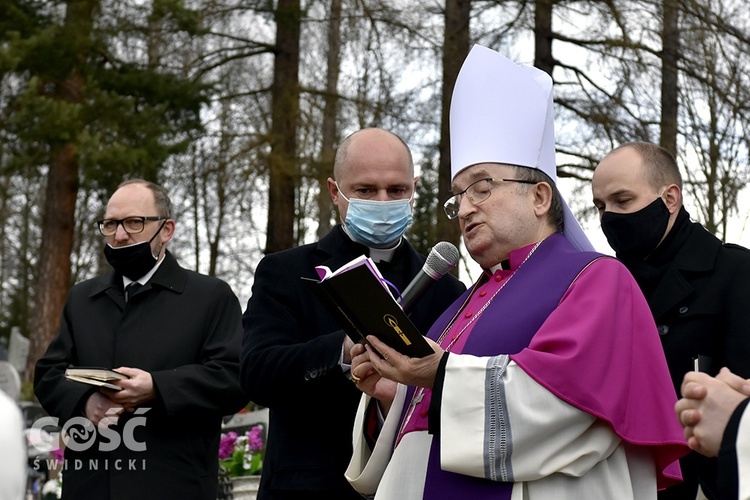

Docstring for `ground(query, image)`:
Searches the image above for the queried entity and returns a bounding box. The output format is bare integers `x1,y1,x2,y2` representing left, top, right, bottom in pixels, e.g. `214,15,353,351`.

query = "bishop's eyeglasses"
96,216,166,236
443,178,536,219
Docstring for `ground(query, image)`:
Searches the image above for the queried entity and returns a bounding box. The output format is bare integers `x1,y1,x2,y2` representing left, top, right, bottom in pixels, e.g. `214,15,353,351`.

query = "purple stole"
402,234,601,499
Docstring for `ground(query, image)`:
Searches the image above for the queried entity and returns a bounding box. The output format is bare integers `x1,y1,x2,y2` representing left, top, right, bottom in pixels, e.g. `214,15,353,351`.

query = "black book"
304,256,434,358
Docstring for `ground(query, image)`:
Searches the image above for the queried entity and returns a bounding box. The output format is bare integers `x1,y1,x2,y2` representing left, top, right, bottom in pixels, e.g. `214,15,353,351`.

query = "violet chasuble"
346,233,688,499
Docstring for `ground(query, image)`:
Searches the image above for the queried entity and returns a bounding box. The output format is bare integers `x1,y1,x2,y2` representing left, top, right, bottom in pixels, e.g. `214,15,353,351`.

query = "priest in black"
240,128,466,500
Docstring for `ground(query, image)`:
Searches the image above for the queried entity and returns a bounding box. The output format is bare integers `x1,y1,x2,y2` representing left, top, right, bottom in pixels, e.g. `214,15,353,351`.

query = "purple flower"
50,447,65,464
218,426,265,476
247,426,264,453
219,432,238,459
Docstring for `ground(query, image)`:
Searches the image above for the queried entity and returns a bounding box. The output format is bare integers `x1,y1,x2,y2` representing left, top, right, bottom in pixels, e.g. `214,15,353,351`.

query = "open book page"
315,256,391,295
65,367,129,391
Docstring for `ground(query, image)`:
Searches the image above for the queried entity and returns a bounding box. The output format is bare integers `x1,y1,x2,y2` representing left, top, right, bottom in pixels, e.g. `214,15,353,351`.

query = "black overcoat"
649,224,750,391
240,226,466,500
35,251,246,500
642,222,750,500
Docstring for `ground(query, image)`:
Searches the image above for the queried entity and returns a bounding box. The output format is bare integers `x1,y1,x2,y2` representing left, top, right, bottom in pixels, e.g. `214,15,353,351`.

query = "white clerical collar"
341,225,402,263
486,241,542,274
369,241,402,263
488,262,505,274
122,253,166,288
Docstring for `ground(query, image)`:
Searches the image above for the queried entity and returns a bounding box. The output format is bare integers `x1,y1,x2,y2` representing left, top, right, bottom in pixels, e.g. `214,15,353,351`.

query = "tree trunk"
316,0,343,239
25,0,96,383
189,144,201,272
704,100,720,235
534,0,555,76
26,143,80,382
436,0,471,260
660,0,680,155
266,0,301,253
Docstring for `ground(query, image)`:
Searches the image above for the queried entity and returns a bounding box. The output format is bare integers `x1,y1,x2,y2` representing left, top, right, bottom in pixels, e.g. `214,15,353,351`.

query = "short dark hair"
512,165,564,233
614,142,682,191
117,179,173,219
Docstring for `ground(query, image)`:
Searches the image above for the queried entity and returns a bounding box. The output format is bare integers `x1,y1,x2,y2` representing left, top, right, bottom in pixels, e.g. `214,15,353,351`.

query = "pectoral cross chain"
410,390,424,407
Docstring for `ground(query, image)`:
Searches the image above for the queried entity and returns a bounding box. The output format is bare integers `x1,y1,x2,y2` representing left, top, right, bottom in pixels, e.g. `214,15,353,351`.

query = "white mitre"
450,44,593,252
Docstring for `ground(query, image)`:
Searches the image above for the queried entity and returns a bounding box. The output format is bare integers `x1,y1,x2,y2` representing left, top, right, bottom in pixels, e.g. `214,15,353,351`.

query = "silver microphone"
399,241,460,313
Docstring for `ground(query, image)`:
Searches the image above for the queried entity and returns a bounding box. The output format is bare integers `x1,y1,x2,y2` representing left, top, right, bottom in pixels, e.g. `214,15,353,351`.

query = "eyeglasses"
96,216,166,236
443,178,536,219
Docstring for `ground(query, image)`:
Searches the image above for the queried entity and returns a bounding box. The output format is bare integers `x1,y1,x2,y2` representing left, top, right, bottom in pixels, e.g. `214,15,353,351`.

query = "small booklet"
304,256,434,358
65,367,129,391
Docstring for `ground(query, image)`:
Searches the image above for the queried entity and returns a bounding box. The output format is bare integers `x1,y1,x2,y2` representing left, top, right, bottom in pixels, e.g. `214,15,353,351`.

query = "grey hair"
511,166,564,233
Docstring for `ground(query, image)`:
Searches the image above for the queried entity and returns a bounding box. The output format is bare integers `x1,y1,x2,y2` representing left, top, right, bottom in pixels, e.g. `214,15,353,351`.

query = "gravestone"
0,360,21,400
8,327,29,375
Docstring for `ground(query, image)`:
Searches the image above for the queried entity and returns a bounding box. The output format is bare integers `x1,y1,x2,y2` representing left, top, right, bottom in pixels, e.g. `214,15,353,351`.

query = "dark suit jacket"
636,222,750,500
34,251,246,500
240,226,466,499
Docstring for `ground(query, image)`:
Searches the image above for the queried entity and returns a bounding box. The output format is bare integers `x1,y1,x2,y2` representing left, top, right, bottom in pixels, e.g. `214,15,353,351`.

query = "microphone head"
424,241,460,279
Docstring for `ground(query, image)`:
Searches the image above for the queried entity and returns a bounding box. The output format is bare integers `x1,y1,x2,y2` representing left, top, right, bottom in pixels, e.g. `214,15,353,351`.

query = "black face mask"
104,222,165,280
601,198,670,260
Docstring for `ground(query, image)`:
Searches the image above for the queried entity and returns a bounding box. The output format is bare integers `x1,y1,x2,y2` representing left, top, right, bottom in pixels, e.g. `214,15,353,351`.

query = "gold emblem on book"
384,314,411,345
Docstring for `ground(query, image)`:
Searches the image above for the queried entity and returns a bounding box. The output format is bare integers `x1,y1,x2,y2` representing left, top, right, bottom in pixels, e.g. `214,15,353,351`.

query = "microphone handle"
399,271,435,313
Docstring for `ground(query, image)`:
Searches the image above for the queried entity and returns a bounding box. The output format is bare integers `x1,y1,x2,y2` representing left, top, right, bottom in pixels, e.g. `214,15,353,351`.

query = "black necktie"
125,282,142,302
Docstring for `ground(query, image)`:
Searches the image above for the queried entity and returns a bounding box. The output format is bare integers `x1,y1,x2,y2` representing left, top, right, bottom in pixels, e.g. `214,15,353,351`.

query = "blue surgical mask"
337,185,413,248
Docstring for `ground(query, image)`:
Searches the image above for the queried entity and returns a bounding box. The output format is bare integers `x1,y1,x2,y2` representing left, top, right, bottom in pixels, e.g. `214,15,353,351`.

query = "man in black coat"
240,128,466,500
34,179,246,500
592,142,750,500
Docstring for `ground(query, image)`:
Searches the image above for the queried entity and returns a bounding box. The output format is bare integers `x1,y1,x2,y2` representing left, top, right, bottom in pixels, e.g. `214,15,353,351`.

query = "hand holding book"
65,367,129,391
305,255,434,358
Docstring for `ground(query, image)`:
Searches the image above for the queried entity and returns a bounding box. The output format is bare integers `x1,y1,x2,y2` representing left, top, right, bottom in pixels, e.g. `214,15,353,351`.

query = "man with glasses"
345,45,687,499
35,179,246,500
240,128,465,499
